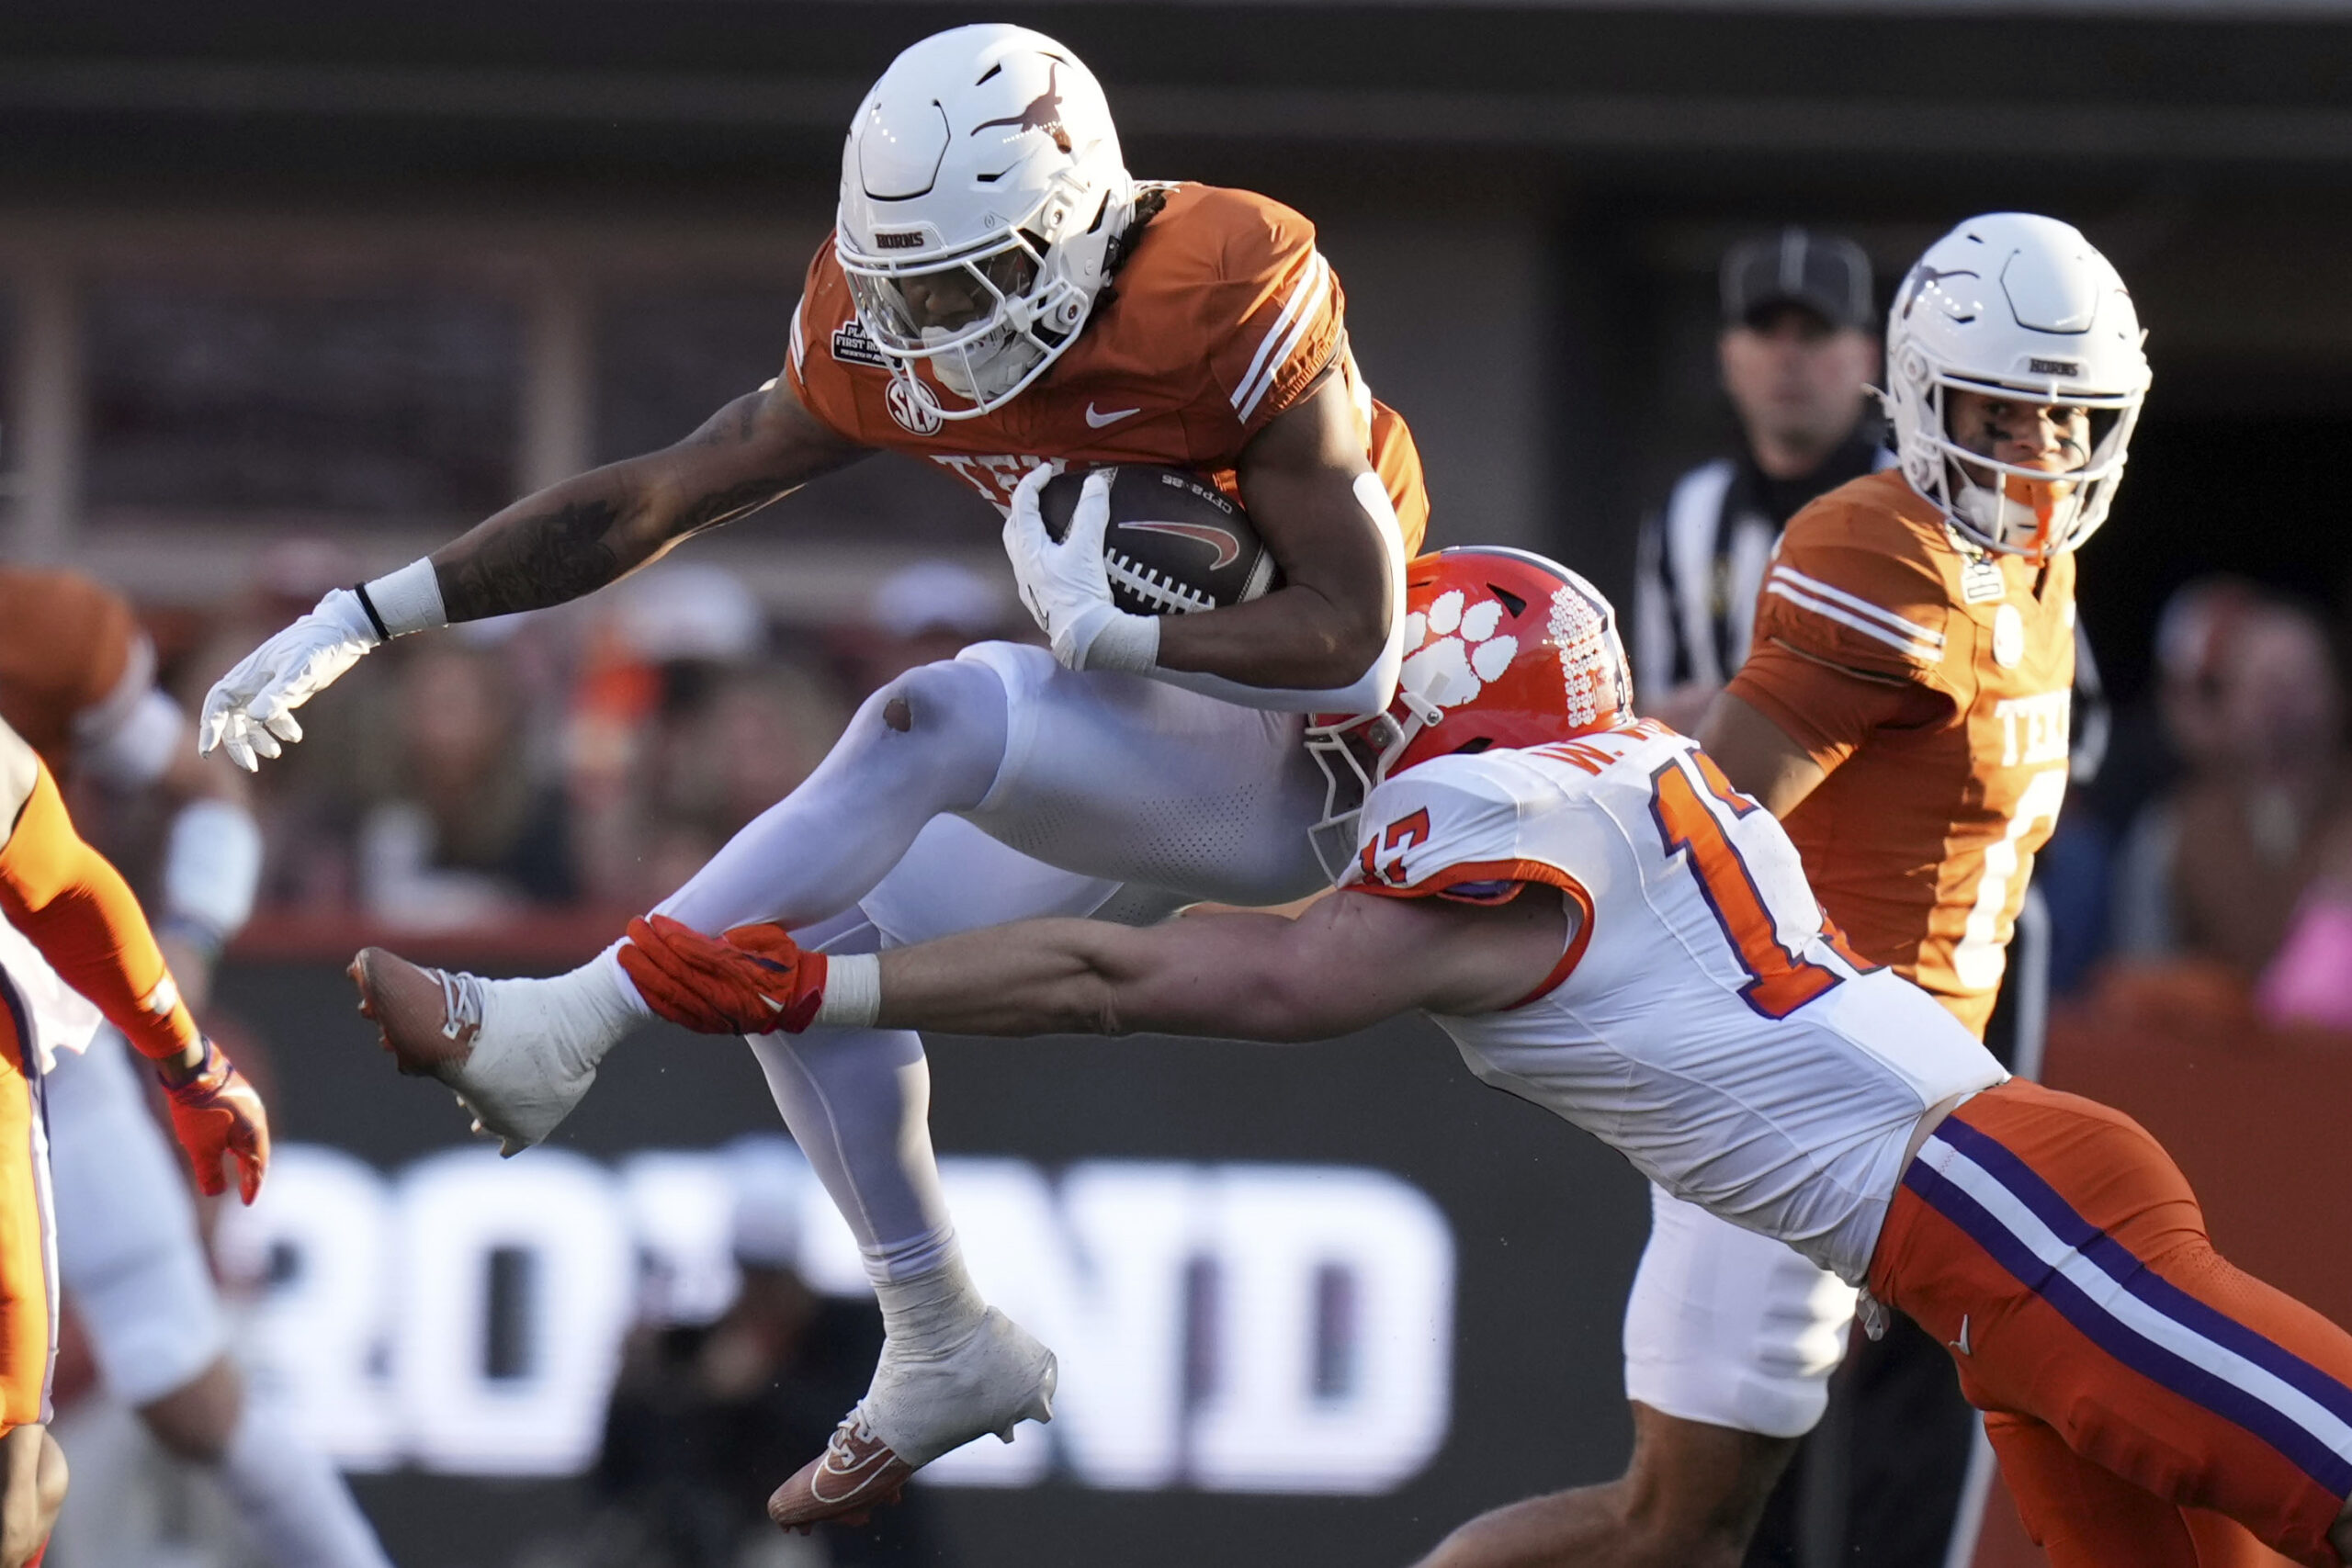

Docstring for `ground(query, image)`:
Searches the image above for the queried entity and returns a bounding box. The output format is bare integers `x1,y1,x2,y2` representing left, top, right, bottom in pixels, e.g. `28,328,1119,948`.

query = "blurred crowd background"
9,2,2352,1565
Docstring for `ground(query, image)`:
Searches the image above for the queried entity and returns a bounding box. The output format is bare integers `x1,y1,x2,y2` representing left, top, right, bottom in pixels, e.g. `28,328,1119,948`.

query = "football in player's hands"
1035,466,1283,617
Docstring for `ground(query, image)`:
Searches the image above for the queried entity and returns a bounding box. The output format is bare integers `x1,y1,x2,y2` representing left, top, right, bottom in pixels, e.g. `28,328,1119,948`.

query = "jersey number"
1649,754,1852,1020
1951,767,2069,991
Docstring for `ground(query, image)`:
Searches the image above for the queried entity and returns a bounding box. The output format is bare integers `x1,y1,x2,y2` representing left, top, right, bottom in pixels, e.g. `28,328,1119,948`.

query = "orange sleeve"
1728,637,1952,772
1203,193,1346,441
781,241,869,445
0,762,199,1062
1752,500,1957,690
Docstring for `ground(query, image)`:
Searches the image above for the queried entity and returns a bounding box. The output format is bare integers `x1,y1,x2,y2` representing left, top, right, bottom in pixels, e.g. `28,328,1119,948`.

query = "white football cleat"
768,1308,1057,1530
350,949,619,1155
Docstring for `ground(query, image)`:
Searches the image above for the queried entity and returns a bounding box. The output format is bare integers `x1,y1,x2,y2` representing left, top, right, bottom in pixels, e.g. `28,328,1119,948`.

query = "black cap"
1721,229,1873,333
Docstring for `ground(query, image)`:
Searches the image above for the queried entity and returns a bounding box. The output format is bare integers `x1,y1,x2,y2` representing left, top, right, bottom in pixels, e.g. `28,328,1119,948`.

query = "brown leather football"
1036,465,1283,616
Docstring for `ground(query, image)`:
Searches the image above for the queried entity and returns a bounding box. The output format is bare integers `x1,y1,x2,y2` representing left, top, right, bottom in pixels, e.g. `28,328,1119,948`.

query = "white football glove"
1003,463,1156,672
198,590,379,772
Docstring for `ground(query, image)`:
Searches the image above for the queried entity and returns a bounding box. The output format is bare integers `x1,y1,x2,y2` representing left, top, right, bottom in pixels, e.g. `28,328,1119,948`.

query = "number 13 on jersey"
1648,750,1872,1020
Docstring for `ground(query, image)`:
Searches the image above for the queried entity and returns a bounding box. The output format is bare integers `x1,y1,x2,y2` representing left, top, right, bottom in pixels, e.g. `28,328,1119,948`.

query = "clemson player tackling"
209,22,1424,1526
626,549,2352,1568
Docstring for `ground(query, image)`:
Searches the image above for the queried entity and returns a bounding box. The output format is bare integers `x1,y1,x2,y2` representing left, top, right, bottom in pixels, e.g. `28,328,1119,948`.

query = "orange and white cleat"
349,948,615,1156
769,1308,1057,1532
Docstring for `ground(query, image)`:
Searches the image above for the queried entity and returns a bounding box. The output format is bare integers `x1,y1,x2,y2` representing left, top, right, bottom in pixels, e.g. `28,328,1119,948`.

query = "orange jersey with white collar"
1729,469,2076,1037
1343,727,2003,1283
785,182,1429,553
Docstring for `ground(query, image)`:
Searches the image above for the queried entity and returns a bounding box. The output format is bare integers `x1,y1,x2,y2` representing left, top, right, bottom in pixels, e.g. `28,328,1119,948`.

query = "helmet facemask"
1902,365,2142,563
1304,680,1447,884
836,64,1132,424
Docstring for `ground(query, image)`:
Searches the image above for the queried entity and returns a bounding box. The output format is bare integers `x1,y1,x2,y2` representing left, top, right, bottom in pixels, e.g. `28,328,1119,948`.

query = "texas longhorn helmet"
1883,212,2151,564
835,25,1136,423
1305,547,1634,877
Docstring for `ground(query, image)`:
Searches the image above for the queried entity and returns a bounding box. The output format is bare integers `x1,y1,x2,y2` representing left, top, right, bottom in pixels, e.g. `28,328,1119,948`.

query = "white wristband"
361,558,447,637
1072,608,1160,674
814,953,882,1029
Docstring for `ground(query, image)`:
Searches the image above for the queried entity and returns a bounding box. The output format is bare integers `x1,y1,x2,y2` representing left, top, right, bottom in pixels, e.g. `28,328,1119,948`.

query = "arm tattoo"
442,499,627,620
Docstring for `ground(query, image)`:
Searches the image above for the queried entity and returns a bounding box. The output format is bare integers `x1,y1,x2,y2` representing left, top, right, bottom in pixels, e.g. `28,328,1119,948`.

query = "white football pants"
653,642,1331,1282
1623,1182,1859,1439
48,1029,394,1567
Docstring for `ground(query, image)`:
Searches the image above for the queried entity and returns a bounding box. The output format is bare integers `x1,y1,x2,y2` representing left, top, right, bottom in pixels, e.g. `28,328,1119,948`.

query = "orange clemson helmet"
1305,547,1633,876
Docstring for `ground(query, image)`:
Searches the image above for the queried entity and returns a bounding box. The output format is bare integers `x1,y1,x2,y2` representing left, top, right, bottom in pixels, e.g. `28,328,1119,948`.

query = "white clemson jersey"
1342,721,2006,1282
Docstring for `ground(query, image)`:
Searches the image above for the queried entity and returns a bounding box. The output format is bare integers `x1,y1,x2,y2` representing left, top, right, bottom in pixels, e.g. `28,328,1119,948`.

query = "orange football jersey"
1728,469,2075,1038
785,182,1429,555
0,568,141,773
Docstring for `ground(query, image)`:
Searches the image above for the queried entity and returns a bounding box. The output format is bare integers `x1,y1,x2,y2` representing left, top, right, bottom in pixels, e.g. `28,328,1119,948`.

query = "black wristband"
352,582,392,641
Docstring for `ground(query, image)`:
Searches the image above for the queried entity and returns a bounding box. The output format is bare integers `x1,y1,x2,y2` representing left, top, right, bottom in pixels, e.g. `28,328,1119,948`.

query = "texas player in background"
622,549,2352,1568
1559,214,2155,1568
204,22,1425,1524
0,567,390,1567
0,708,270,1568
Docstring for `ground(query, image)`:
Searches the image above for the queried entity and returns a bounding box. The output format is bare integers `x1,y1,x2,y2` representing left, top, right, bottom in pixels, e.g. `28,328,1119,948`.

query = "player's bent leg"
1410,1404,1792,1568
0,1425,65,1568
1979,1410,2268,1568
353,657,1017,1147
952,642,1330,908
1876,1079,2352,1566
1623,1186,1855,1444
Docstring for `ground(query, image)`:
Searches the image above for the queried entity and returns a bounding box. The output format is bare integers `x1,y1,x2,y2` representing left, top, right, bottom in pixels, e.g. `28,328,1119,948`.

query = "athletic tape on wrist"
360,558,447,637
814,953,882,1029
1078,609,1160,674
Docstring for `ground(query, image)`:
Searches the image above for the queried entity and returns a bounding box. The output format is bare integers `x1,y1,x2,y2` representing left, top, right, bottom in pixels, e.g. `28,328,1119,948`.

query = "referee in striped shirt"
1634,229,1888,732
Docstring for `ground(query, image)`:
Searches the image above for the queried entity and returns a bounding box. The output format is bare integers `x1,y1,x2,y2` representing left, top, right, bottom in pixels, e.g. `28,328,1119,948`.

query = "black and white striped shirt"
1633,430,1894,705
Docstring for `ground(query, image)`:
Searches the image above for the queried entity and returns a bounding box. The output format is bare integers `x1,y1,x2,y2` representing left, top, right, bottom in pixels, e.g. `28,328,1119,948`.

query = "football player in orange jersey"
0,709,271,1568
1428,216,2154,1568
203,22,1430,1521
0,567,390,1567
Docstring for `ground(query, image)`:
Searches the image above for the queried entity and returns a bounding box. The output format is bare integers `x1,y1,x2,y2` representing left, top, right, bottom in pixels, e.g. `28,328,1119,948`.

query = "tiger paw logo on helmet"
1403,590,1520,710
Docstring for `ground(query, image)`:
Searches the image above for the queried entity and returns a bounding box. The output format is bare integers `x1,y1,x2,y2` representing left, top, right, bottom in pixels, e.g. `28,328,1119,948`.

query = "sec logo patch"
886,376,944,436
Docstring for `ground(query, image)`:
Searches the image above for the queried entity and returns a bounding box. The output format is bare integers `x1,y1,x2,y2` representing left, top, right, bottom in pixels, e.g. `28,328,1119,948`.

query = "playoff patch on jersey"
1962,556,2007,605
831,320,888,370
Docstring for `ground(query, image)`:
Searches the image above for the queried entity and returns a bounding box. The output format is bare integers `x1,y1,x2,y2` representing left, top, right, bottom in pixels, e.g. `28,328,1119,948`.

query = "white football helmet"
1884,213,2151,561
835,25,1136,422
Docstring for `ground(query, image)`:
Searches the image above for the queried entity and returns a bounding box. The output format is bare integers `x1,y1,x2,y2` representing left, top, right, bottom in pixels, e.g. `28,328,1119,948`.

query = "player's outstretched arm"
0,719,268,1201
428,375,865,622
621,886,1571,1043
200,368,869,769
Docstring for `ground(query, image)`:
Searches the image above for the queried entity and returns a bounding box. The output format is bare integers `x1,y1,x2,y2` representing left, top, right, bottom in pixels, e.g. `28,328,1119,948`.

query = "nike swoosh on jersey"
1949,1314,1973,1356
1084,402,1141,428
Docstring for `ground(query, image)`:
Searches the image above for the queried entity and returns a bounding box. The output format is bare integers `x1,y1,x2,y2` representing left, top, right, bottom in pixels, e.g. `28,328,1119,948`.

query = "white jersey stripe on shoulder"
788,297,808,377
1763,581,1941,662
1769,565,1945,649
1233,252,1332,423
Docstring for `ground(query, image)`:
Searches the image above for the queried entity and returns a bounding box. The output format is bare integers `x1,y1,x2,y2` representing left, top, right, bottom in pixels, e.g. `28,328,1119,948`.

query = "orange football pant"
1869,1080,2352,1568
0,979,52,1436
